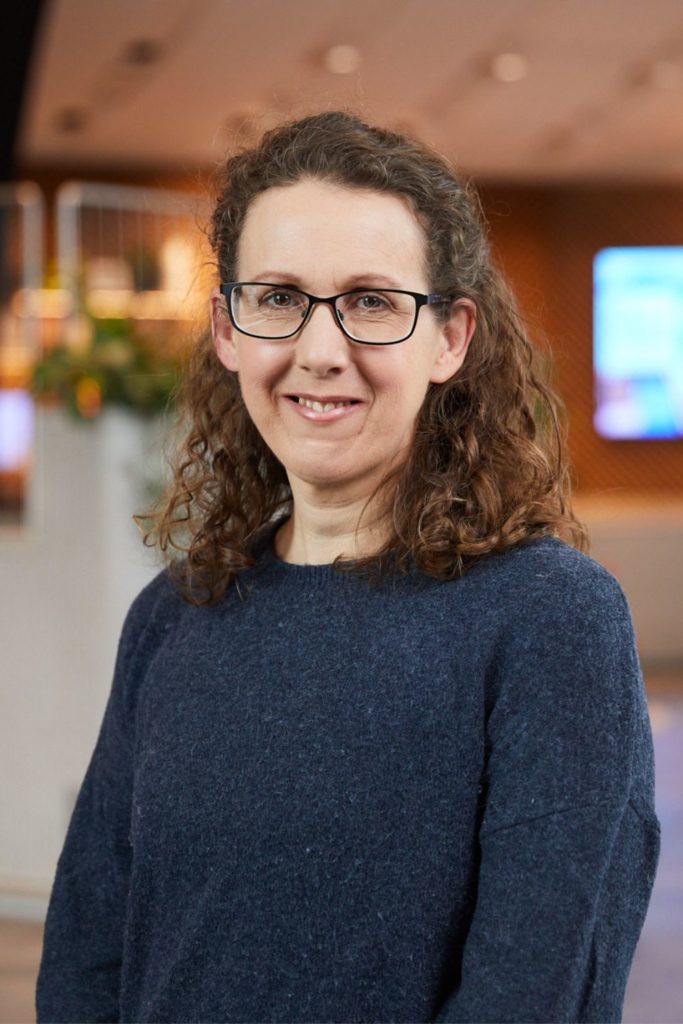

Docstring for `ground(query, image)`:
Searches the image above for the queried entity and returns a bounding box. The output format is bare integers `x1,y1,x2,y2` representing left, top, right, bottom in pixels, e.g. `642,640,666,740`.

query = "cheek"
237,343,289,394
374,348,435,402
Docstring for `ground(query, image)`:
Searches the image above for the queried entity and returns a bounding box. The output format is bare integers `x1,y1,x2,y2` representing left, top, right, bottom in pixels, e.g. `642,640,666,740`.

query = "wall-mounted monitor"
593,246,683,440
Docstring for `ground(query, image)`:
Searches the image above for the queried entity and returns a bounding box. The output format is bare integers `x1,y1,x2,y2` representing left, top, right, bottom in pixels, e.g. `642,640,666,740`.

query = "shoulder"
106,567,192,722
116,567,187,671
471,537,643,739
484,537,646,754
123,566,183,627
473,533,617,587
467,535,631,630
477,538,652,822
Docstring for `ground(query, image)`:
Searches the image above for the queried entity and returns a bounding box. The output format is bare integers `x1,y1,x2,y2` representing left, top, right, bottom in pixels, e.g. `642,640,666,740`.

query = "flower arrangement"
31,309,185,421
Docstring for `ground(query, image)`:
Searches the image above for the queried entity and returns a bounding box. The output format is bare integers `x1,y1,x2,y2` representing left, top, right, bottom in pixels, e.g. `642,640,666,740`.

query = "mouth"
286,395,362,413
283,394,364,423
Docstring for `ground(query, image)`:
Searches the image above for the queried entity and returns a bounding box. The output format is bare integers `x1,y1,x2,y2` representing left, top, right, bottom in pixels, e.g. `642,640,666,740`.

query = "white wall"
0,408,163,918
1,420,682,918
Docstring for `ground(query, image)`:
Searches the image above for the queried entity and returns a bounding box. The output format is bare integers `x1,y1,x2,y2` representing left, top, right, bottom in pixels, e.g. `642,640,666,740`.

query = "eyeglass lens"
230,284,417,343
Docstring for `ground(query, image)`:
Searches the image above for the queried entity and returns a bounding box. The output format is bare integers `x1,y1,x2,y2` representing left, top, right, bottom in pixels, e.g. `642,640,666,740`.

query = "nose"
294,300,351,376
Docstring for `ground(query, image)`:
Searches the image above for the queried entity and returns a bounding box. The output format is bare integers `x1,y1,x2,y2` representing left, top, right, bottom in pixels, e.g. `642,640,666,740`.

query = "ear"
429,298,477,385
210,286,239,372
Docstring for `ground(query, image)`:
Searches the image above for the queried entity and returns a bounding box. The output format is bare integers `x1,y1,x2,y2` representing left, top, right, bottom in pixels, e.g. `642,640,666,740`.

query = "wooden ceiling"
18,0,683,182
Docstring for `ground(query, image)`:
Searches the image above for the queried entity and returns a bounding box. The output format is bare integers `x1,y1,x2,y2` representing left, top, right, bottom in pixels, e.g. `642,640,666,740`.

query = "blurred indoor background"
1,1,682,1021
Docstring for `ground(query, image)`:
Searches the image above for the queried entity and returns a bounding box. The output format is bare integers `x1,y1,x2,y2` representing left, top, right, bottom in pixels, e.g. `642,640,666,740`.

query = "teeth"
298,398,352,412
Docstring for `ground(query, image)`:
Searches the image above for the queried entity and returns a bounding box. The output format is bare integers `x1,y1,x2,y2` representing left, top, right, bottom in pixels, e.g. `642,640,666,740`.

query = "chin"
293,467,356,487
286,458,371,490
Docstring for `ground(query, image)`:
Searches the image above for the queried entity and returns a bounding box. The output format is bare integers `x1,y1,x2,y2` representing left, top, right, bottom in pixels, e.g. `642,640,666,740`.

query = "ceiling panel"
18,0,683,182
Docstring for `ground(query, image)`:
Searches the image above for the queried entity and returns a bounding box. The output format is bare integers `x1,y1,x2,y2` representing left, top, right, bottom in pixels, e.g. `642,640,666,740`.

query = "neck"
274,482,393,565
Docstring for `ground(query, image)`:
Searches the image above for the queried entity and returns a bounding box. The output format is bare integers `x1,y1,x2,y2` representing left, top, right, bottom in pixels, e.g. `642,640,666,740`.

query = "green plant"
31,312,184,421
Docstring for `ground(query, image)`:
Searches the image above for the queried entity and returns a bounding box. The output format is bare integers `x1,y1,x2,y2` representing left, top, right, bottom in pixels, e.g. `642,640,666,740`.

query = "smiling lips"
284,394,363,421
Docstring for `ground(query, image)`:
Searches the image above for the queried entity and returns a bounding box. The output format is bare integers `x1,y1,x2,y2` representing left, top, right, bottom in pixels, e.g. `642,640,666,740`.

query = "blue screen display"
593,247,683,439
0,389,33,470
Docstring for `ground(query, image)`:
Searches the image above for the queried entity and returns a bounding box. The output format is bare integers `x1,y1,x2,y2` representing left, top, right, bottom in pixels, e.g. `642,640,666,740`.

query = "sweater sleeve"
36,572,174,1024
435,553,661,1024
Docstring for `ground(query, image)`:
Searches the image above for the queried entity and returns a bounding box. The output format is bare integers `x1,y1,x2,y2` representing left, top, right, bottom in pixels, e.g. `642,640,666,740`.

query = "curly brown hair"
140,110,587,604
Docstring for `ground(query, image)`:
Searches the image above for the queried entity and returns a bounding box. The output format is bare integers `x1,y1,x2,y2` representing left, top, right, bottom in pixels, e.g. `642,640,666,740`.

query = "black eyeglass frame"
219,282,455,346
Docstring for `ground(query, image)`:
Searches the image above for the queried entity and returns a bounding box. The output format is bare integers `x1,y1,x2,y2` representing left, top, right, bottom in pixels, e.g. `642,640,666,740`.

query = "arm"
435,554,661,1024
36,573,173,1023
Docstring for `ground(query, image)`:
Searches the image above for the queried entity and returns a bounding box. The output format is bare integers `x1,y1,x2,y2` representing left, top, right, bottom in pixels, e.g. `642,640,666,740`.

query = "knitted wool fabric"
36,522,660,1023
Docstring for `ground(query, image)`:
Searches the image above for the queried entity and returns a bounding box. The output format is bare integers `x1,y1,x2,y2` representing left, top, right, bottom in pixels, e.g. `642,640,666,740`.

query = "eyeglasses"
219,282,453,345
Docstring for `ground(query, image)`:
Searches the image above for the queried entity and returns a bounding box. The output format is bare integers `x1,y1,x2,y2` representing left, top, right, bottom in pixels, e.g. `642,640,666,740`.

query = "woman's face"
211,178,475,500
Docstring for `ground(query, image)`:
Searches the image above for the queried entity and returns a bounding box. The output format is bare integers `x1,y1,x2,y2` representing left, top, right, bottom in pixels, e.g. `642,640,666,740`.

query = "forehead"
236,178,428,287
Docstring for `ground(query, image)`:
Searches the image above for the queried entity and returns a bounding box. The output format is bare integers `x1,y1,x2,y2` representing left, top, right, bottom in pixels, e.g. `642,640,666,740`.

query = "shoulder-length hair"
140,110,587,604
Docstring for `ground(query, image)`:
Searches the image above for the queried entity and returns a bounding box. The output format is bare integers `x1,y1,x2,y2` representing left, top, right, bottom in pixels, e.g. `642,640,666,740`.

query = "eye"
351,291,392,312
261,289,299,308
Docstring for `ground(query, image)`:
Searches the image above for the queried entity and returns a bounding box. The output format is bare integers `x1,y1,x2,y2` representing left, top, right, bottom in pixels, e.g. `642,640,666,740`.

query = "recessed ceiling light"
222,106,264,142
324,45,361,75
53,107,89,134
121,38,163,66
490,52,528,83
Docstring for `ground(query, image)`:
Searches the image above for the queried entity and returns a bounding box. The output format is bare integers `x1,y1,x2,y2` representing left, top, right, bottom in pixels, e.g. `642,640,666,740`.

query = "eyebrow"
247,271,406,291
342,273,405,290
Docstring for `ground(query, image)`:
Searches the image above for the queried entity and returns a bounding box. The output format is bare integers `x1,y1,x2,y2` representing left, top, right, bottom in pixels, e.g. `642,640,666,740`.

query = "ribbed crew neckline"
255,517,362,584
251,515,426,590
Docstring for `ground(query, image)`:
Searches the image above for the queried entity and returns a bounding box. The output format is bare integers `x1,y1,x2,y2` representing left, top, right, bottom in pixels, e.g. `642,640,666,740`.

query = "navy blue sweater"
36,521,660,1023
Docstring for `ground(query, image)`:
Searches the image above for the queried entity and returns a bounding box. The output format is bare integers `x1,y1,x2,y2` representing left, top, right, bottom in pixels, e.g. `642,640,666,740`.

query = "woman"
36,111,660,1024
